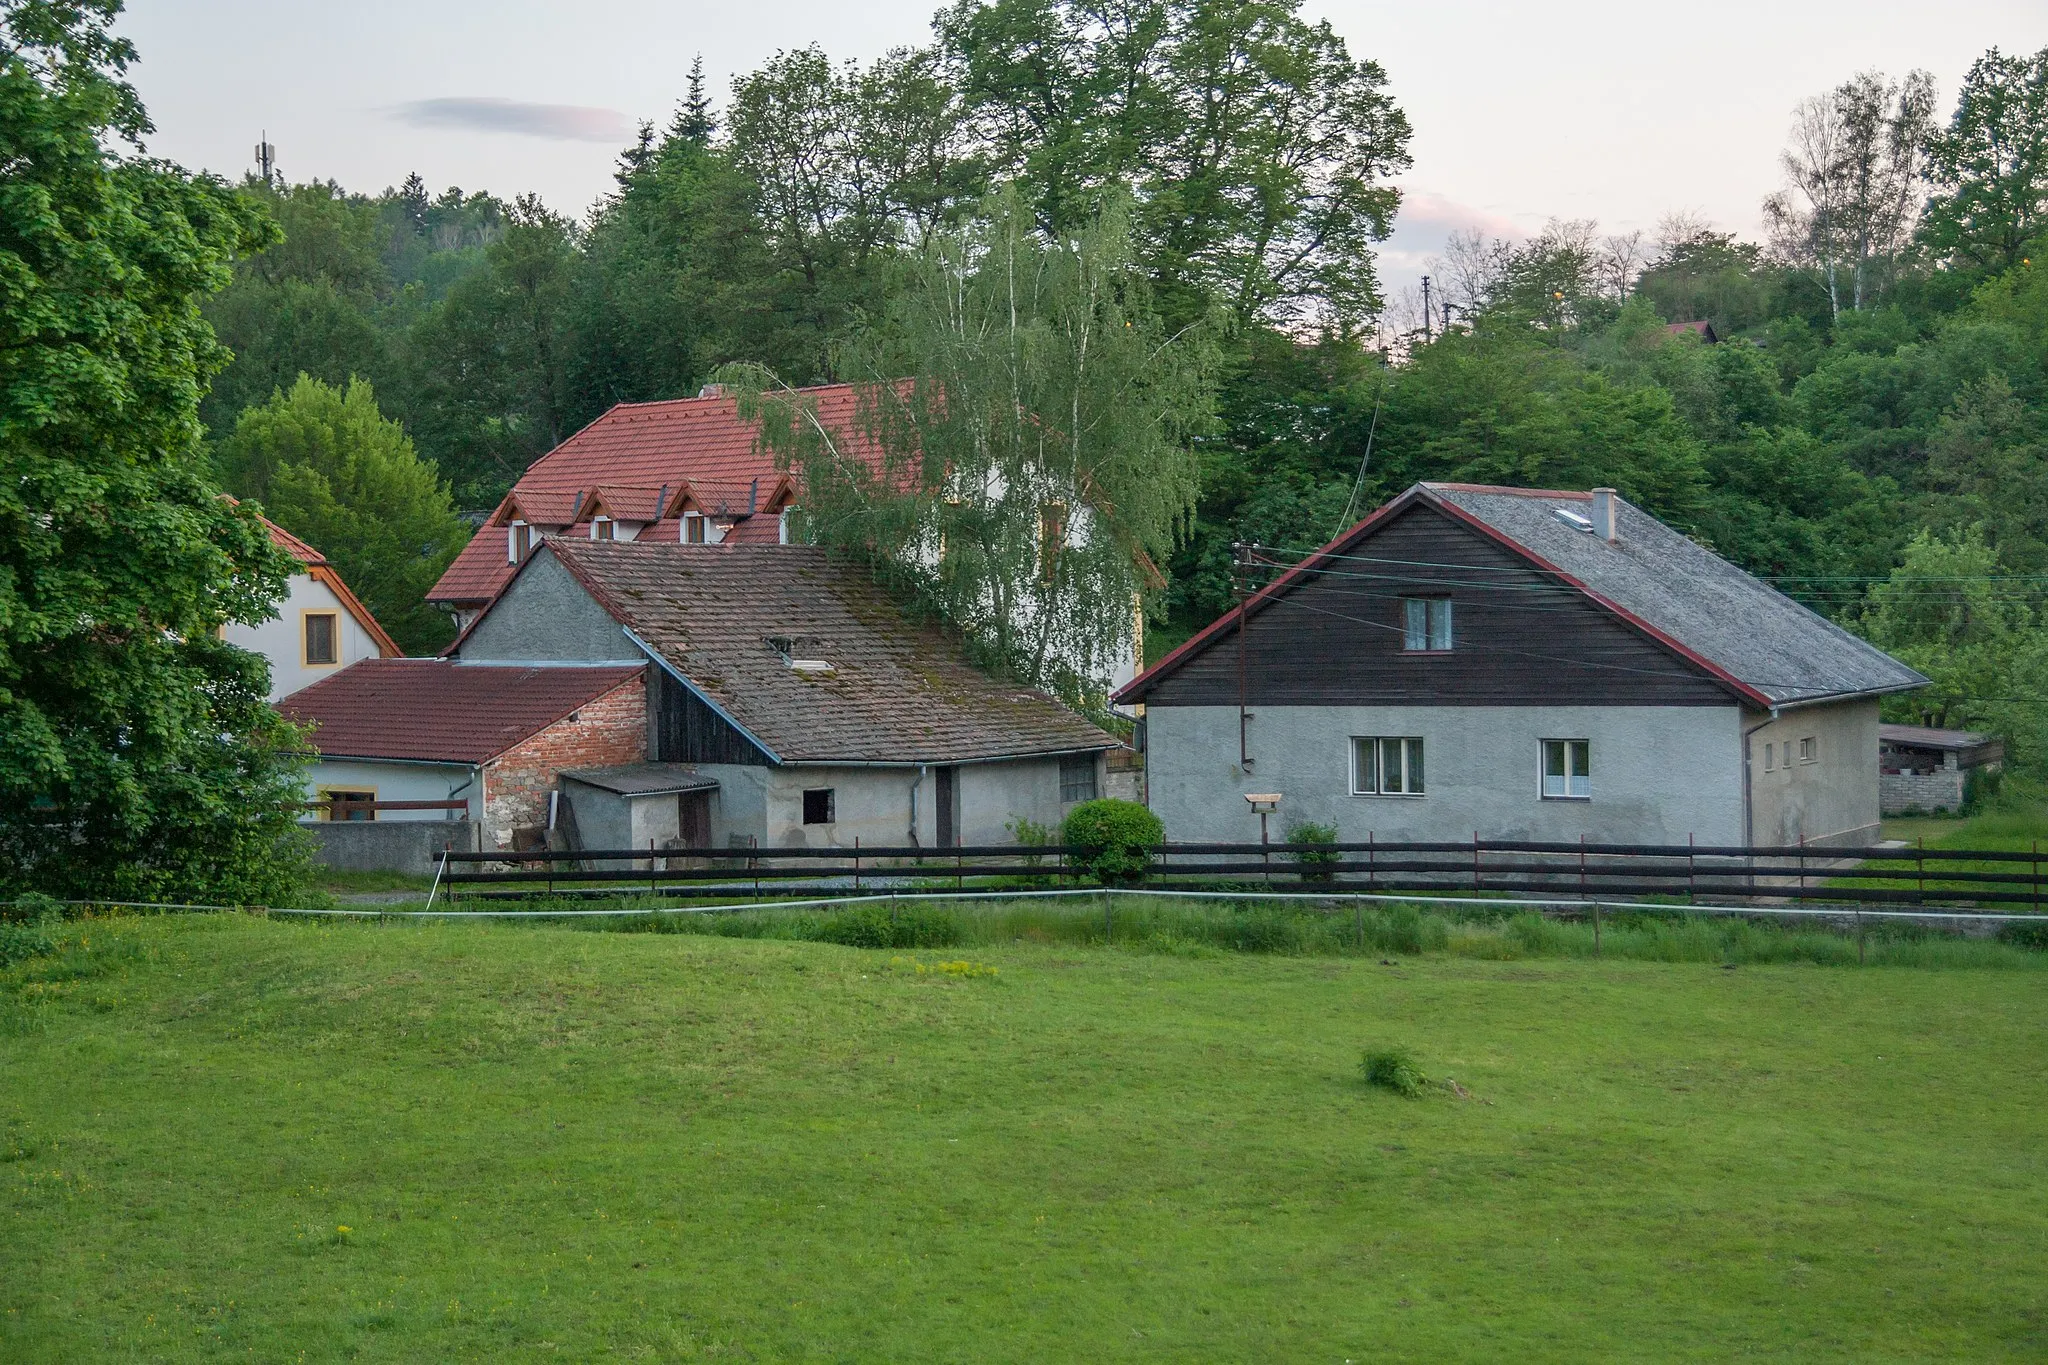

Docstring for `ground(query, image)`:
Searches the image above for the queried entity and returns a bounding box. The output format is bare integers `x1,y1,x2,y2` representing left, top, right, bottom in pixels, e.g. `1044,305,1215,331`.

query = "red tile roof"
262,517,327,565
278,658,642,763
430,384,879,606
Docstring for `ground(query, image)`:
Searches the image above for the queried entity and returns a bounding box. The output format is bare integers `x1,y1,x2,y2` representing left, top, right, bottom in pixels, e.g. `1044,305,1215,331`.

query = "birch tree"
722,187,1215,704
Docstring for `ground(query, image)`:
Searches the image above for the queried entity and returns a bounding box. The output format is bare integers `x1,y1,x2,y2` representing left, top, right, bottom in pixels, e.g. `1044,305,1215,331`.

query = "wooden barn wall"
649,665,773,765
1143,502,1733,708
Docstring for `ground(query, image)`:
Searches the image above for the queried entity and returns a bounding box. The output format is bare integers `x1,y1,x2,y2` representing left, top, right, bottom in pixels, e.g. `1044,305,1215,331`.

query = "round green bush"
1060,799,1164,884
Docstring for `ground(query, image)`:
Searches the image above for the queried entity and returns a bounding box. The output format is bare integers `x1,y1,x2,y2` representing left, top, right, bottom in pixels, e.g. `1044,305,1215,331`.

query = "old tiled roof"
278,658,642,763
539,540,1116,764
431,384,878,606
1122,482,1926,709
1879,724,1994,751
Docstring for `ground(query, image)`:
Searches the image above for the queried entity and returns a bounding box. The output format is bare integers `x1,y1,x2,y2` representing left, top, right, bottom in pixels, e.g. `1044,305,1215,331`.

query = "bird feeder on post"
1246,793,1282,884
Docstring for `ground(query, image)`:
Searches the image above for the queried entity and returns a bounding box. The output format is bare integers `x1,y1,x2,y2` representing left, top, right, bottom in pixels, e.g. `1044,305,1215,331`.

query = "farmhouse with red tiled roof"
428,383,877,625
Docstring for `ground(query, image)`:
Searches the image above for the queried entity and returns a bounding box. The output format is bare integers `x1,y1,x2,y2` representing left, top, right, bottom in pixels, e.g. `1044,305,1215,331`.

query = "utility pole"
1420,274,1433,343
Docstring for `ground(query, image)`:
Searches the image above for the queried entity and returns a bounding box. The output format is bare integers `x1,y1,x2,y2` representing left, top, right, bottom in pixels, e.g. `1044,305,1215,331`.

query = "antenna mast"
253,132,277,188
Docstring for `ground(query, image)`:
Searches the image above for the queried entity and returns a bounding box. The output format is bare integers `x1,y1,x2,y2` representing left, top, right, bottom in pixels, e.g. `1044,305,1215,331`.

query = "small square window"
1798,737,1818,763
1352,736,1424,796
1541,739,1591,799
1401,598,1452,651
303,611,338,665
1059,753,1097,803
802,788,834,825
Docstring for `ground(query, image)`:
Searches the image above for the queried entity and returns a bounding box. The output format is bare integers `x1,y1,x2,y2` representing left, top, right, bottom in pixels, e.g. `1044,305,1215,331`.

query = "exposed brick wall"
483,674,645,844
1880,766,1967,815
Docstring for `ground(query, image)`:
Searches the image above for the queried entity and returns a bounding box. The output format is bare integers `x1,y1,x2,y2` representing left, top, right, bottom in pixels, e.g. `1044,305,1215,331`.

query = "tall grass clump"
1362,1047,1428,1097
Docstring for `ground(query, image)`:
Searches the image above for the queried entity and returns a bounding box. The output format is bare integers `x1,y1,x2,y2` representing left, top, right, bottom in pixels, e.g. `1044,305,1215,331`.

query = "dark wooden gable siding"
1144,501,1733,708
648,664,774,765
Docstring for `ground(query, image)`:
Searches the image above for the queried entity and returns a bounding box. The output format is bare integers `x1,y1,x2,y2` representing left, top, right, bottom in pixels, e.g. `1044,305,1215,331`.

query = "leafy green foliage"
727,189,1214,702
214,376,471,653
812,903,963,949
0,0,311,905
1061,798,1164,884
1361,1046,1428,1097
1284,821,1339,883
1920,47,2048,273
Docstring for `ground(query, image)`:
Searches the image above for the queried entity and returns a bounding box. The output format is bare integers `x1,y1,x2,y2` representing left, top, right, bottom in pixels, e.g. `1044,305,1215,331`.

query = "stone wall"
303,819,481,876
1880,763,1966,815
482,674,647,846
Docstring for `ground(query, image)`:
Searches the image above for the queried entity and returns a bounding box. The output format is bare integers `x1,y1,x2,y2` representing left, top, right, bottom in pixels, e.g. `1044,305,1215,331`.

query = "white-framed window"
684,513,708,544
1541,739,1591,799
508,520,532,564
1798,736,1818,763
591,516,615,541
1352,736,1425,796
1402,597,1453,651
1763,742,1775,772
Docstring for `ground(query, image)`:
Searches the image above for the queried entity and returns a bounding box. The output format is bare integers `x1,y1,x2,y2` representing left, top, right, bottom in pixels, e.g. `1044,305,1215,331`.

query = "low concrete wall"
303,819,481,875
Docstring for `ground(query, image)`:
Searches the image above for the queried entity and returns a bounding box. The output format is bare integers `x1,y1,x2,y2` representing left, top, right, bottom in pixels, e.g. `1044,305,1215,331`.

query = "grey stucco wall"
1745,699,1881,846
1143,704,1745,846
302,819,480,875
456,551,638,662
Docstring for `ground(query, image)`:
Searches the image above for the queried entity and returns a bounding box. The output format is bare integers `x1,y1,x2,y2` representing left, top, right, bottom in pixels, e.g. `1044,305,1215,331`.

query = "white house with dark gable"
1118,483,1928,849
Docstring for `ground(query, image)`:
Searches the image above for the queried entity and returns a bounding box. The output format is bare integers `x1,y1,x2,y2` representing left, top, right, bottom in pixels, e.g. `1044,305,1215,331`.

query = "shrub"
813,903,961,949
1996,915,2048,950
1362,1047,1428,1098
0,896,59,968
1285,821,1340,883
1061,799,1163,885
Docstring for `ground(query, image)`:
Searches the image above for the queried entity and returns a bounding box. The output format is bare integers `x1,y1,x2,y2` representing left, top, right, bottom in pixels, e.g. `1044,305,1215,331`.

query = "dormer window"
508,520,532,564
592,516,615,541
684,513,708,544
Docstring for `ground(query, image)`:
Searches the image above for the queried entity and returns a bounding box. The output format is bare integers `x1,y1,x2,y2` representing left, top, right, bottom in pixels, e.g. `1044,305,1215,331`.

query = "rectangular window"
1352,736,1424,796
802,788,835,825
1763,742,1775,772
1798,737,1818,763
303,611,338,665
1059,753,1098,803
684,514,708,544
1401,598,1452,651
1541,739,1591,799
592,517,615,541
509,521,532,564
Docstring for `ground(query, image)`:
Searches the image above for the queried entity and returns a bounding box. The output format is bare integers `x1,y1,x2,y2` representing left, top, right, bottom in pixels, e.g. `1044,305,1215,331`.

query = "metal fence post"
1687,833,1696,905
1593,900,1602,958
1102,887,1112,944
1472,832,1482,894
854,837,861,895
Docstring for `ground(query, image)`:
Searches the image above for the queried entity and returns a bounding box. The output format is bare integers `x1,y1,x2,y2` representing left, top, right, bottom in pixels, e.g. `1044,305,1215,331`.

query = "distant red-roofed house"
1663,319,1718,343
428,383,871,627
278,658,646,846
224,515,401,700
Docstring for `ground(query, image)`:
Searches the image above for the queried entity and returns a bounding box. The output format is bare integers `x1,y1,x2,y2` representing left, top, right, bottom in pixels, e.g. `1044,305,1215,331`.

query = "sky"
118,0,2046,300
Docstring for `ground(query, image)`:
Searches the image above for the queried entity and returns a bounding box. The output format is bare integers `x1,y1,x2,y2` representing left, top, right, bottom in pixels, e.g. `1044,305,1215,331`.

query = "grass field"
6,910,2047,1360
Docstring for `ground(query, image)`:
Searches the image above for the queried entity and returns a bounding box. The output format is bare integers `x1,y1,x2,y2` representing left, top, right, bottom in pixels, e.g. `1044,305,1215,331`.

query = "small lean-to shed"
557,763,720,858
1878,725,2005,814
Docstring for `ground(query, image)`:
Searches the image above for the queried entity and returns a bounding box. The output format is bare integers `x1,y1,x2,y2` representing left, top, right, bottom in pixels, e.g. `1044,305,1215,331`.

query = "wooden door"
680,790,712,851
936,766,958,847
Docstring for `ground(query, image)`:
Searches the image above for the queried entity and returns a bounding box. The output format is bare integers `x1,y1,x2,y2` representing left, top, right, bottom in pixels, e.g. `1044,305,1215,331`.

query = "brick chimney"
1591,487,1618,542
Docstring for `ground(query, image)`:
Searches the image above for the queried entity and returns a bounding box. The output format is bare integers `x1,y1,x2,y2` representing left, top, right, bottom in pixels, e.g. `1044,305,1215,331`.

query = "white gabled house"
224,517,400,700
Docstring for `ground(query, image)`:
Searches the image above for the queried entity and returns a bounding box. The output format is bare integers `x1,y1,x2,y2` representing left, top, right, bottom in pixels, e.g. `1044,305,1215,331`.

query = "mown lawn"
4,913,2046,1361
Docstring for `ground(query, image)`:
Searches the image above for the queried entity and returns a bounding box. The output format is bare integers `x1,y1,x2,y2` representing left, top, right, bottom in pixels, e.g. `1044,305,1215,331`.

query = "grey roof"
545,540,1118,764
1879,724,1995,751
1424,484,1928,707
559,763,721,796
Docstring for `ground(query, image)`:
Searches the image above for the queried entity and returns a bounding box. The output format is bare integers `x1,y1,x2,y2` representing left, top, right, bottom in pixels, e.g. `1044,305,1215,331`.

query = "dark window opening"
1060,753,1098,803
802,788,835,825
324,790,375,822
304,612,338,665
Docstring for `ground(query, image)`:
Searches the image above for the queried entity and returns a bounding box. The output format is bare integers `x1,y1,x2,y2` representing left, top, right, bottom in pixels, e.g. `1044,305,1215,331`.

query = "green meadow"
4,908,2046,1361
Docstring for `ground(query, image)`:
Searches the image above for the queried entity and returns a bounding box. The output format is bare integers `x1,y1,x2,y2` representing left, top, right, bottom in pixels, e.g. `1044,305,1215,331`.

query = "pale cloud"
392,98,634,143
